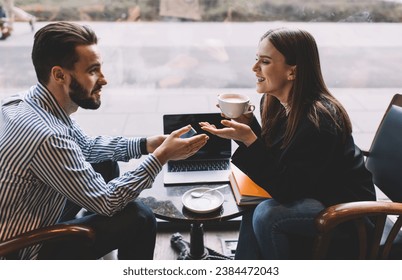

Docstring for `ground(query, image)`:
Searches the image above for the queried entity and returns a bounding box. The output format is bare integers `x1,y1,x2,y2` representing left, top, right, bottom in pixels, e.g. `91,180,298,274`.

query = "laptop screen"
163,113,231,160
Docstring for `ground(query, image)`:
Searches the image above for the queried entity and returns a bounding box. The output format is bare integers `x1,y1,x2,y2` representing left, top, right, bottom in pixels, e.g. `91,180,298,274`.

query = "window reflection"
1,0,401,90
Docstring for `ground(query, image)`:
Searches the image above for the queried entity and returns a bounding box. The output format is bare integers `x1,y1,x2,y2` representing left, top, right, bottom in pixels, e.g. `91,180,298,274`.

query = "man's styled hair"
32,21,98,85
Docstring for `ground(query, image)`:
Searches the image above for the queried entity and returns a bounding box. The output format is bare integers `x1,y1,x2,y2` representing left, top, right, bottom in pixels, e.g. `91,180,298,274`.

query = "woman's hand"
230,111,254,125
200,119,257,147
217,104,255,125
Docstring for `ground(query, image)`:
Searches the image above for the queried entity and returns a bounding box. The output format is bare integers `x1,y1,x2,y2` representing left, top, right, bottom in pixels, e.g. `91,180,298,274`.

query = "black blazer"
231,105,375,207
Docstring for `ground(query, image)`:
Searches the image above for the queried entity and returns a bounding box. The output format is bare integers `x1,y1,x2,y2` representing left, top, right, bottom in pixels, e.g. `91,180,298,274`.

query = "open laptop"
163,113,232,185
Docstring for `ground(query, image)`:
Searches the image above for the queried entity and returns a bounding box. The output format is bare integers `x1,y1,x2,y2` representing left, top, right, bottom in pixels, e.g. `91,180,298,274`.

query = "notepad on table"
229,164,271,206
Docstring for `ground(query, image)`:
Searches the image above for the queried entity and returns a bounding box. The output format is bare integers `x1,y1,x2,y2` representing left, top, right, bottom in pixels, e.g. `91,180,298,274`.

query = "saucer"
182,187,224,214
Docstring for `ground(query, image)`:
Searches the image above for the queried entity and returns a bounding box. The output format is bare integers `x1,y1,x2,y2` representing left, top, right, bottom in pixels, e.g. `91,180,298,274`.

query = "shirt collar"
26,83,73,126
280,102,291,116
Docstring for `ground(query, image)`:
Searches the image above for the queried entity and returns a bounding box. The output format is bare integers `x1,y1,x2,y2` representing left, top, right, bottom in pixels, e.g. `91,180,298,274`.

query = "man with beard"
0,22,209,259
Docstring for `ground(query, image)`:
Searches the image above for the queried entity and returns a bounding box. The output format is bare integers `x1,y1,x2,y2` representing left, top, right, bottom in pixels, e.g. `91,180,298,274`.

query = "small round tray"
182,187,224,214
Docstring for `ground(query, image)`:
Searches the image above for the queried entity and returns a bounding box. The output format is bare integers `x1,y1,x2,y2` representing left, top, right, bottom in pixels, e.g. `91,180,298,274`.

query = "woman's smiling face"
252,38,295,103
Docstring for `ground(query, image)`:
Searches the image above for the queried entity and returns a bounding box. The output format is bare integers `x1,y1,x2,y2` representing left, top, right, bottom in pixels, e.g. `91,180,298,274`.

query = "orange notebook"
229,164,271,206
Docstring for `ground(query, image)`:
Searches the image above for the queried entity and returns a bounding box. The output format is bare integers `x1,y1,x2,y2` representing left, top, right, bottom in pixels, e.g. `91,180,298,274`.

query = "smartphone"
180,127,197,138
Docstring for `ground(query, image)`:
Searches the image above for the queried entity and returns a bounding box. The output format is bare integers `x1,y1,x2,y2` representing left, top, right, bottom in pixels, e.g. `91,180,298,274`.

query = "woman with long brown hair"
200,27,375,259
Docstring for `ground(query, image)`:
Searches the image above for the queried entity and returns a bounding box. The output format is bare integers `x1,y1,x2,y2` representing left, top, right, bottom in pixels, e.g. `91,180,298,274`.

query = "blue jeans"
38,161,157,260
235,198,325,260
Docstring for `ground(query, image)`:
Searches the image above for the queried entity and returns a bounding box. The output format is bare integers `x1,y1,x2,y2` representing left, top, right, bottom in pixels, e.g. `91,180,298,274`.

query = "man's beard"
69,75,101,110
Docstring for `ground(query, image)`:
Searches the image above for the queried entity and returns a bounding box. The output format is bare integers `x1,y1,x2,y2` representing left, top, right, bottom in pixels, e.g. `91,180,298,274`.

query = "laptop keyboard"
168,160,230,172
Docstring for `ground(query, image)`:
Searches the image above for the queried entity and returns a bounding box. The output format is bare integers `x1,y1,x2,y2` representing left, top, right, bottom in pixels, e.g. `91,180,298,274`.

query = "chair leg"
312,234,331,259
382,217,402,259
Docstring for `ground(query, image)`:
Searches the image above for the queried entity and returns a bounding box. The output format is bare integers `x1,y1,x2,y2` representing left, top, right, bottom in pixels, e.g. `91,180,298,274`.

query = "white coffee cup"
218,93,255,118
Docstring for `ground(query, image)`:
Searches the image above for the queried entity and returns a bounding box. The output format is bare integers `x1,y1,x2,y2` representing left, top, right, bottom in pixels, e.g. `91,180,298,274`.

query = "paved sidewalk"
1,21,401,158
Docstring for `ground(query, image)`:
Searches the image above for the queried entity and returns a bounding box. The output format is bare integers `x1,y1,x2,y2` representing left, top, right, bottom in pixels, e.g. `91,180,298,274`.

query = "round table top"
139,173,247,224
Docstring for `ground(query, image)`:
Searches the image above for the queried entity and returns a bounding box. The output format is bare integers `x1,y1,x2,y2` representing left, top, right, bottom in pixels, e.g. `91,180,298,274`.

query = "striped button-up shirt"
0,83,162,259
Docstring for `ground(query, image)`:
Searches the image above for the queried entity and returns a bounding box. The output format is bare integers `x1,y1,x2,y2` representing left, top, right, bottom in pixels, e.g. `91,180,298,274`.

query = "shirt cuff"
127,138,142,159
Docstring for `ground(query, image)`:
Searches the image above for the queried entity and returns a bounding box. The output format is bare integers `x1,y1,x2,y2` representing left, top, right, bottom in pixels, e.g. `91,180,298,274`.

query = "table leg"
189,223,208,259
170,223,232,260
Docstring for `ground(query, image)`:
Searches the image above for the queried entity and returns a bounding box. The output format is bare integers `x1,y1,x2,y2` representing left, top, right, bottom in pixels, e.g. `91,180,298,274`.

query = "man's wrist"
140,138,148,154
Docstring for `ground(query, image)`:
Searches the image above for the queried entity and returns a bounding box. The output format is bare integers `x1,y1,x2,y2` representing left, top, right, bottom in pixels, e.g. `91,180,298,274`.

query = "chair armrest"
316,201,402,233
0,224,95,257
314,201,402,259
